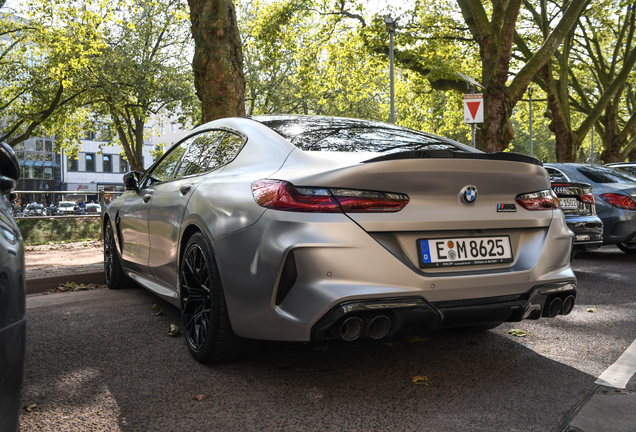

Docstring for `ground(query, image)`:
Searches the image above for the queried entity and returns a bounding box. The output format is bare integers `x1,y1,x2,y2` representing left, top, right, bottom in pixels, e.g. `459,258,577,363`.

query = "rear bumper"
565,215,603,249
599,208,636,244
312,282,577,340
214,210,575,341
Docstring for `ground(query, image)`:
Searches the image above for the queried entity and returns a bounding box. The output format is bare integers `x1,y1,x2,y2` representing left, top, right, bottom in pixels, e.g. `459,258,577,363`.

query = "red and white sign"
463,94,484,123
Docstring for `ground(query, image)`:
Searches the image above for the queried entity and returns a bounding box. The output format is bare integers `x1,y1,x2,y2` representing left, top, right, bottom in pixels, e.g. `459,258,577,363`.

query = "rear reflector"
600,193,636,210
252,179,409,213
516,189,560,210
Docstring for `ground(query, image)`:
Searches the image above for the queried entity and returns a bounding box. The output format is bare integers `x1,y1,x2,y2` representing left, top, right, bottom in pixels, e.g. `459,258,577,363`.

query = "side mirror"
0,142,20,181
0,176,15,195
123,171,143,191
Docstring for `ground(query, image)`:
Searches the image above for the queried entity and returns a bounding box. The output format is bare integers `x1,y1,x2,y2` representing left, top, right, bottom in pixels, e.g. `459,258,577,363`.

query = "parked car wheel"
104,222,127,289
617,241,636,255
180,233,259,364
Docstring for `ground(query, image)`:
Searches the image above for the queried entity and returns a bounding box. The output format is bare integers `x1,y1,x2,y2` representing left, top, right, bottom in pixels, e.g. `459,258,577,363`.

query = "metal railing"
11,190,124,220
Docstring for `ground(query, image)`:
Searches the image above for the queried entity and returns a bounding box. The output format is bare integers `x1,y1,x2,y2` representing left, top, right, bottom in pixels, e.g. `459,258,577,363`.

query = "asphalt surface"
19,246,636,431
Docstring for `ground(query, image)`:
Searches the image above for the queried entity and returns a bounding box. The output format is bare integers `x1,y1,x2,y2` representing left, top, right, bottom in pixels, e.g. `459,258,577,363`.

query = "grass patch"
17,216,102,245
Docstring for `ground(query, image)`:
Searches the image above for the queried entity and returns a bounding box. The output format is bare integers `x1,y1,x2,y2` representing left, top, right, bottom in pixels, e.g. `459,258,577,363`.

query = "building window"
44,167,53,179
68,156,77,171
34,166,43,178
119,156,128,173
36,139,43,151
14,143,24,151
16,152,24,160
103,155,112,172
86,153,95,171
26,152,34,161
35,153,44,161
45,153,53,162
45,140,53,151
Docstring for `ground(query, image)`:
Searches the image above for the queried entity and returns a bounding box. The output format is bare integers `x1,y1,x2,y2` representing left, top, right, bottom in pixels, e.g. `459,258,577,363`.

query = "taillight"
579,193,595,204
600,193,636,210
252,179,409,213
516,189,560,210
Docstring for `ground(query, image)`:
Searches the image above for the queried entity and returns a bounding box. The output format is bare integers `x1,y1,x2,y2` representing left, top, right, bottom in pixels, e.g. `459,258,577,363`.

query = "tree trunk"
188,0,246,123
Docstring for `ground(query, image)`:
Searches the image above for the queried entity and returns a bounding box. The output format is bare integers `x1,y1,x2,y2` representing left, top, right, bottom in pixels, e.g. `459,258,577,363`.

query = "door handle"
142,194,152,203
180,185,192,195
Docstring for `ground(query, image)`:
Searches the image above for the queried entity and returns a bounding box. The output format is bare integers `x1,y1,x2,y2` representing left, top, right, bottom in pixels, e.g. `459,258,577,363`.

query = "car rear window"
577,166,636,183
254,116,466,153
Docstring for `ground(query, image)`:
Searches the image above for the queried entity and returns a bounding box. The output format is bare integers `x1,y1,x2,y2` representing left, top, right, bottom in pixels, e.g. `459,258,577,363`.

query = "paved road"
19,246,636,431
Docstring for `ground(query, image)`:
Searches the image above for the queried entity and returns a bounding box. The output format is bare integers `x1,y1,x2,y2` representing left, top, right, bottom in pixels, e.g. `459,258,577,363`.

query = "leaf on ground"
403,335,429,343
587,308,597,313
193,395,209,401
165,324,180,337
151,304,163,316
23,403,37,412
412,376,431,386
508,329,528,337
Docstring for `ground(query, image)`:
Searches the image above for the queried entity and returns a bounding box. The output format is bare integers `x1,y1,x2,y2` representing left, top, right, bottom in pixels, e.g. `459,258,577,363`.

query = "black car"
545,163,636,254
0,142,25,432
549,181,603,257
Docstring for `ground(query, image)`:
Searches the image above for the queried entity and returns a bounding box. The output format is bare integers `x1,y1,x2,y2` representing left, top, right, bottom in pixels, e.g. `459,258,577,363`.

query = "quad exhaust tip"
547,297,563,318
337,317,364,341
561,295,575,315
367,315,391,339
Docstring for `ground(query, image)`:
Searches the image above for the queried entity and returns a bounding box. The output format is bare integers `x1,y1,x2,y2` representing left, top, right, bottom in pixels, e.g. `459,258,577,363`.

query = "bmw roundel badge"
460,185,478,205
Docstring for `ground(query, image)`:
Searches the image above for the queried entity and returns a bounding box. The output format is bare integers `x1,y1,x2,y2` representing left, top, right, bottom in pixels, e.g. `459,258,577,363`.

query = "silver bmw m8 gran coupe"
104,115,577,363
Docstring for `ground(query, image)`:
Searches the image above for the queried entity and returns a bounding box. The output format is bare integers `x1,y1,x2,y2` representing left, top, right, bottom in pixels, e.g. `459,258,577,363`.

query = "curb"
26,271,106,295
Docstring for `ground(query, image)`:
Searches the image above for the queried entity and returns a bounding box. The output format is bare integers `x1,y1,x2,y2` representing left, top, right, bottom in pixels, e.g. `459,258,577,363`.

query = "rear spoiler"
363,150,542,166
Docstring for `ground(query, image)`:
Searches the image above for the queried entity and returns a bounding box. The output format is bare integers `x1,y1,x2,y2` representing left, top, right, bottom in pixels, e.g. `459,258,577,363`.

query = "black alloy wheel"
104,221,126,289
180,233,260,364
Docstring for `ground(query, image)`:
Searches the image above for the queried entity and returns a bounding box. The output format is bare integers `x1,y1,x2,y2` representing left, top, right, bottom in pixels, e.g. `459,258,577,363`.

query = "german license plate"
560,197,578,210
418,236,513,268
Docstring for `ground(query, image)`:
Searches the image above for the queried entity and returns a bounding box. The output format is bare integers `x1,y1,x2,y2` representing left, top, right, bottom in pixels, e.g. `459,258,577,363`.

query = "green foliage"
0,0,198,171
17,216,101,244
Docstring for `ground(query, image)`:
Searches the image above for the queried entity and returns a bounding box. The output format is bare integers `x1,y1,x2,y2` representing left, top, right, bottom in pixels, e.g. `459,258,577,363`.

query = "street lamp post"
528,87,534,158
384,17,396,124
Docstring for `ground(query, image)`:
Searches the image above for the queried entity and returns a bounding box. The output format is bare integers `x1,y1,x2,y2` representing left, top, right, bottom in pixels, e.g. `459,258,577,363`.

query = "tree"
188,0,245,123
0,0,106,148
88,0,197,171
514,0,636,162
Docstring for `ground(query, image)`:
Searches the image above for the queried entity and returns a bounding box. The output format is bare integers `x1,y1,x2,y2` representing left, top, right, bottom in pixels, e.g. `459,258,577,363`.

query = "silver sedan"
104,115,576,363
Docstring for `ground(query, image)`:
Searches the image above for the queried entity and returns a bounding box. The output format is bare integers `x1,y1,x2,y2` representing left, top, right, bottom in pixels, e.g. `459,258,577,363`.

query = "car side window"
147,145,186,185
209,132,245,170
173,130,226,179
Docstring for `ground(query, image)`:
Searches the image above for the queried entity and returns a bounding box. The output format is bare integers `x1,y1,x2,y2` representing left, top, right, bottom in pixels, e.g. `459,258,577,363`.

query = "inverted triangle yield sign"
463,94,483,123
467,102,481,120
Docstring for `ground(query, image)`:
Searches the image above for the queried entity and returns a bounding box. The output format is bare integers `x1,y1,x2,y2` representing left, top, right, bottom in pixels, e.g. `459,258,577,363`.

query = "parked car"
0,142,26,432
606,162,636,177
85,203,101,213
549,181,603,257
105,115,577,364
545,163,636,254
57,201,76,215
25,203,45,216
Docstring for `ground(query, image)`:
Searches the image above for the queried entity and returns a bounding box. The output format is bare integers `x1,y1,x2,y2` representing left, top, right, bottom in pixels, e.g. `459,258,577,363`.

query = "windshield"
253,115,468,153
577,166,636,184
60,203,75,208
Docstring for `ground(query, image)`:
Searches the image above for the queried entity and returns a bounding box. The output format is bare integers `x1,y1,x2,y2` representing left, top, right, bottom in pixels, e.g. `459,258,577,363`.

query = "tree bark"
188,0,246,123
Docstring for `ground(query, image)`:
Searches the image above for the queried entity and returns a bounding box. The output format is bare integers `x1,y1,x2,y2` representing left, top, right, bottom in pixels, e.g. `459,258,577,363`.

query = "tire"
617,242,636,254
448,322,503,333
104,221,127,289
180,232,260,364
